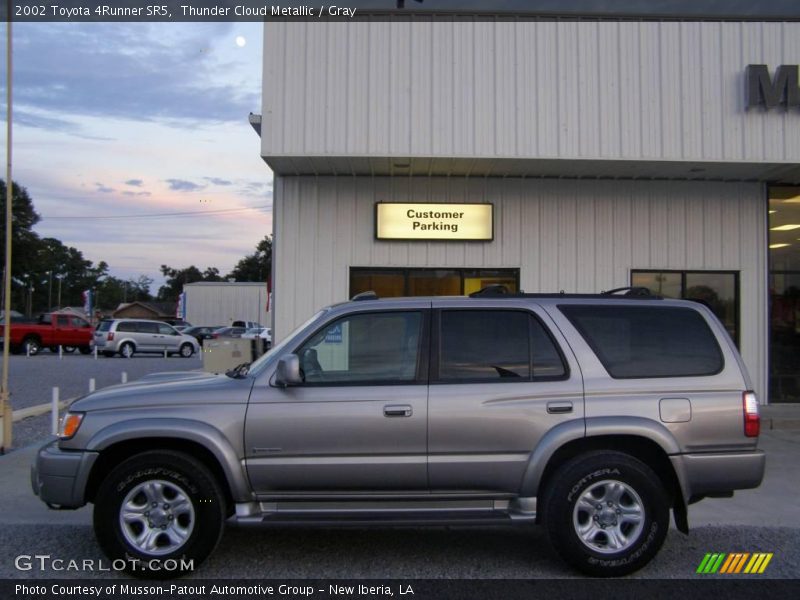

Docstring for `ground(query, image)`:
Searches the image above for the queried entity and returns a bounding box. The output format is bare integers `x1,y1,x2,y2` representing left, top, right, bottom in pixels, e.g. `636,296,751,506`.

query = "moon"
235,36,247,48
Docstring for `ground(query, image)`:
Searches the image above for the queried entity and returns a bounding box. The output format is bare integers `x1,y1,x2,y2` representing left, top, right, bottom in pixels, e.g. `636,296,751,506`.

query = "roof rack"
351,291,379,301
469,285,662,300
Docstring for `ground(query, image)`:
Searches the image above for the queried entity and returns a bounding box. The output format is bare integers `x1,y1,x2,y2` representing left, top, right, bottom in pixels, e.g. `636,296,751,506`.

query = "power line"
43,205,272,220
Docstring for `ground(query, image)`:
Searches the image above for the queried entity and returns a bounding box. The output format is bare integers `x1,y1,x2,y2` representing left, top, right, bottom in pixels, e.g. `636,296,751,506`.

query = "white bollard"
121,372,128,384
26,344,30,358
58,345,63,360
94,346,98,360
89,378,96,393
51,387,59,435
164,347,168,358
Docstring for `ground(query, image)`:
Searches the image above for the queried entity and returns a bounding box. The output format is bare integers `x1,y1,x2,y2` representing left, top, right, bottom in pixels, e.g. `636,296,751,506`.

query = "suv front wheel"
93,450,226,578
542,450,669,577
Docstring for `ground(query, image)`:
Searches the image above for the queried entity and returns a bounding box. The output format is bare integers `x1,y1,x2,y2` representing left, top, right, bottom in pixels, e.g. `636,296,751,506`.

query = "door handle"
547,401,573,414
384,405,413,417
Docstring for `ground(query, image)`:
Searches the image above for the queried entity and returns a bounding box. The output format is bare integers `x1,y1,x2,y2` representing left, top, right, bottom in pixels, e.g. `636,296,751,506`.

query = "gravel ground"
0,523,797,579
4,353,203,448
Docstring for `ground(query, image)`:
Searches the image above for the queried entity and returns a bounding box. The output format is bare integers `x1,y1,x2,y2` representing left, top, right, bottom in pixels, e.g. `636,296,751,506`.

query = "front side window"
560,305,724,378
296,311,423,384
437,310,566,382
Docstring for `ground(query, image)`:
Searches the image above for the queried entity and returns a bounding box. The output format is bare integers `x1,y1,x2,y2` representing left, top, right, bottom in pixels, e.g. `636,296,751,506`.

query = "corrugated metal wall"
184,284,270,328
273,176,767,400
263,20,800,163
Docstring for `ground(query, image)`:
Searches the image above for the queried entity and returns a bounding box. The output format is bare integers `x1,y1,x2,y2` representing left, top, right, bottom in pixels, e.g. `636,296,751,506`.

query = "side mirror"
274,354,302,387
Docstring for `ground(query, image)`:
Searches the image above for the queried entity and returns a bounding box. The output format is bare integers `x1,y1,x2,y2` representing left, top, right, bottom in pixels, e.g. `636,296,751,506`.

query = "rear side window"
116,321,138,333
560,305,724,378
437,310,566,382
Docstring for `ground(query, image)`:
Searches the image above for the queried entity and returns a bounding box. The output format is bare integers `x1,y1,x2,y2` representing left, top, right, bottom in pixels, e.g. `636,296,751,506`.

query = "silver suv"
32,288,765,577
93,318,200,358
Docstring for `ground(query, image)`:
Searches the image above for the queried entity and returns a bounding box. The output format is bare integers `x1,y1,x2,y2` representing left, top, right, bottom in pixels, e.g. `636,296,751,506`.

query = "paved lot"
1,353,203,448
1,430,798,579
3,353,203,411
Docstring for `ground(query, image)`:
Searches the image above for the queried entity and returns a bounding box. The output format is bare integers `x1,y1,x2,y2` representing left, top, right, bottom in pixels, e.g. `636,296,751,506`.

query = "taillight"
743,391,760,437
107,332,114,341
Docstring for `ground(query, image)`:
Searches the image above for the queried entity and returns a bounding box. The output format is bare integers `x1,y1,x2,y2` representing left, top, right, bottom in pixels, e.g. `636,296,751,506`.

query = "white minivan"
93,319,200,358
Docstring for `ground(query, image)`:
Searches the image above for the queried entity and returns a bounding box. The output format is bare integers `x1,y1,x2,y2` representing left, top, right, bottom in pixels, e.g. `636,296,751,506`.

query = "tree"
227,235,272,282
0,179,42,279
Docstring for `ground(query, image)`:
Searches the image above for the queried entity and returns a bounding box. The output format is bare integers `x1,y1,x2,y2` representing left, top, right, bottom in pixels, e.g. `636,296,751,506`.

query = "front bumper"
671,449,766,502
31,440,99,509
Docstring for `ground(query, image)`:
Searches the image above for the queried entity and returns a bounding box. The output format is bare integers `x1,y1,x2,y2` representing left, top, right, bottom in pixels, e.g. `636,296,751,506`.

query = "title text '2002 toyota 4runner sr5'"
31,287,765,578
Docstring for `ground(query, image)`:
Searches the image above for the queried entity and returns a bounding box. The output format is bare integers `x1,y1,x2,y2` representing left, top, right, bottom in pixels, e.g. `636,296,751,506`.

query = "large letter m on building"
747,64,800,109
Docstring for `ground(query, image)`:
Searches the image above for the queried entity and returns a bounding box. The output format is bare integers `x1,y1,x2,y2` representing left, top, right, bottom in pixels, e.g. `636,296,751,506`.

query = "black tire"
23,336,42,356
93,450,226,579
179,343,194,358
119,342,135,358
79,346,92,355
541,451,669,577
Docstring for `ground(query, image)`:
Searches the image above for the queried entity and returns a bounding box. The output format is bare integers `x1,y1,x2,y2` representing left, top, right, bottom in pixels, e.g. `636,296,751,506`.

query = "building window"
769,187,800,403
350,267,520,298
630,270,739,347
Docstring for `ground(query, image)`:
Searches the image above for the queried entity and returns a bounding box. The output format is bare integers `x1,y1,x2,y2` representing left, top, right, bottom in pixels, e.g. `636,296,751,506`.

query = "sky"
0,21,271,292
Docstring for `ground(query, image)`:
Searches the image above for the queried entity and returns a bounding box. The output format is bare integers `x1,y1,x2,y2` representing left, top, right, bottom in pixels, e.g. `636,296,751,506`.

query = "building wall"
263,20,800,165
184,283,270,328
273,176,768,400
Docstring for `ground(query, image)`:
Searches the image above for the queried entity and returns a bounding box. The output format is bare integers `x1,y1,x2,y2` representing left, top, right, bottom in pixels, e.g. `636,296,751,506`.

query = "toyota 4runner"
31,287,765,577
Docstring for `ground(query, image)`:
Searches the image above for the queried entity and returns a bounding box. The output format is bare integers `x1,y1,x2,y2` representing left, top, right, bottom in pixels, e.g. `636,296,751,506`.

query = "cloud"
204,177,233,186
11,22,262,127
166,179,205,192
95,183,114,193
125,179,144,187
122,191,152,197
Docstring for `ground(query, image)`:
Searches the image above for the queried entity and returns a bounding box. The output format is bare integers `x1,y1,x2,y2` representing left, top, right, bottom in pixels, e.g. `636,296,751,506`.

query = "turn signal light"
58,413,84,439
743,391,760,438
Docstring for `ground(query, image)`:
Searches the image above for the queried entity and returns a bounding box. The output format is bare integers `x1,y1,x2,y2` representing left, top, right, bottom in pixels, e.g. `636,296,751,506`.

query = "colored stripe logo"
696,552,773,574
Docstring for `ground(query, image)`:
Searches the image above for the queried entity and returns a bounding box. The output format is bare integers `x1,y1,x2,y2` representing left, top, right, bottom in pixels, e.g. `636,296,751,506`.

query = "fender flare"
86,418,251,502
519,416,685,499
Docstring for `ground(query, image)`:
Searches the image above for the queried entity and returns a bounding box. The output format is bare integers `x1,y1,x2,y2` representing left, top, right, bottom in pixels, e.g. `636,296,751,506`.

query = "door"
427,303,584,494
245,309,430,494
157,322,181,351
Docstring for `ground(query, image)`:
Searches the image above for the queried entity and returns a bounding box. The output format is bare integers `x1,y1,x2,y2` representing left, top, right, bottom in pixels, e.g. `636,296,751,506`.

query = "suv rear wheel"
179,343,194,358
119,342,135,358
93,450,225,578
542,450,669,577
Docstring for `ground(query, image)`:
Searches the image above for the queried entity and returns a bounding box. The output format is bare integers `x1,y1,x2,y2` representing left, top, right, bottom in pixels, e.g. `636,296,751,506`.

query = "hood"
70,370,254,412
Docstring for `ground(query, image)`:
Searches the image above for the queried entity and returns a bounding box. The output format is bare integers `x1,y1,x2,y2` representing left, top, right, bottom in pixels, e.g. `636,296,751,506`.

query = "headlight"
58,412,85,439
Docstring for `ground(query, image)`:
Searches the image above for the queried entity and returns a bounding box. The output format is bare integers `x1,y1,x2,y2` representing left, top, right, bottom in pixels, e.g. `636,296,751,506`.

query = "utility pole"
56,274,63,309
2,5,15,450
47,270,52,310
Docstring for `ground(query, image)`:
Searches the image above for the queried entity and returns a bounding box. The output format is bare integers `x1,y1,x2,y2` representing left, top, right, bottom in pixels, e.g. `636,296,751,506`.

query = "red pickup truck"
0,312,94,355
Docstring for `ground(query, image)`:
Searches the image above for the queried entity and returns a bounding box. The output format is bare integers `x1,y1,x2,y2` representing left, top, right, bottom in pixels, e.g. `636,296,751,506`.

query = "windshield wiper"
225,362,251,379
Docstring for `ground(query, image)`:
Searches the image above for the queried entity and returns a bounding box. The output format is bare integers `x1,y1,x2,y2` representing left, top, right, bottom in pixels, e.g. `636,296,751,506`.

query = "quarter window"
560,305,724,378
296,311,423,384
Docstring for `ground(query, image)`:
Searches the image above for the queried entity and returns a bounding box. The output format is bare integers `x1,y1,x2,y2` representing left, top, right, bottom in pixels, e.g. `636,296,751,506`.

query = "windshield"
247,309,328,375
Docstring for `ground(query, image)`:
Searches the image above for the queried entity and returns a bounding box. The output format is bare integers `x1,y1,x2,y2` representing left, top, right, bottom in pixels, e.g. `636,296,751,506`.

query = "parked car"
32,288,765,578
0,312,93,355
182,325,223,347
232,320,260,329
211,326,247,339
162,318,192,328
92,319,200,358
241,326,272,351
